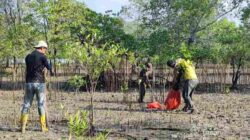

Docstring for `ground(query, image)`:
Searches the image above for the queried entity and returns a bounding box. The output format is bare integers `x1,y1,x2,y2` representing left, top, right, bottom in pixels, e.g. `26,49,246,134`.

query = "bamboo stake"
12,67,17,127
44,69,50,129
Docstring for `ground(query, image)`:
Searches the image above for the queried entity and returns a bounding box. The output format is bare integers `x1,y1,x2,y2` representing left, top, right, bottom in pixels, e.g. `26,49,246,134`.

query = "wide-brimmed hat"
34,40,48,49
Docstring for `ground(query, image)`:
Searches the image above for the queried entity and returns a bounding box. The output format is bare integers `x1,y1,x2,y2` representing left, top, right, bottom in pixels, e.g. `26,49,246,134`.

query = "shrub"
68,110,89,137
66,75,86,93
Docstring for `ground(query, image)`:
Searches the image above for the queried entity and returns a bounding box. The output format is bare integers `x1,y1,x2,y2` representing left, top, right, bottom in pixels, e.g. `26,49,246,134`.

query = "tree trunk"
13,56,16,70
0,66,2,88
230,57,242,90
88,78,95,136
53,49,57,76
6,57,10,68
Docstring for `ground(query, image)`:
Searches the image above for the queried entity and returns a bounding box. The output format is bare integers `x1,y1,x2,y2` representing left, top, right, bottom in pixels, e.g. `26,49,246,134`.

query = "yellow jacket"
175,58,198,80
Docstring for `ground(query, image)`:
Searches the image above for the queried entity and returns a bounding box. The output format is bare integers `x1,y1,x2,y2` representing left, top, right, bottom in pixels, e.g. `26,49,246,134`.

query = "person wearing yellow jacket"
167,58,199,113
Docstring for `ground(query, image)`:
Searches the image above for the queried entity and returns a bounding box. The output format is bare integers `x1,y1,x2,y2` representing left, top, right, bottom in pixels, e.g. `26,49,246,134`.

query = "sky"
83,0,129,14
82,0,243,25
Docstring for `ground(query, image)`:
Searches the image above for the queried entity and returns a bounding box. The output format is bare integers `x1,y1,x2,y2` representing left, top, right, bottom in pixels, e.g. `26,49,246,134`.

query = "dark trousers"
182,80,198,108
139,81,146,102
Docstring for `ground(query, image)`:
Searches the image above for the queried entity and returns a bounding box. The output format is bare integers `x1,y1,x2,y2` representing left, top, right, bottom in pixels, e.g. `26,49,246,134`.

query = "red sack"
147,101,162,109
164,89,181,110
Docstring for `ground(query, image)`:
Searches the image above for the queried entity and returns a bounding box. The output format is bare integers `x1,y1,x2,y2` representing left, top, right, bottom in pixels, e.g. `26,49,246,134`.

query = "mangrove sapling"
59,103,69,121
95,131,110,140
68,110,89,137
71,33,126,135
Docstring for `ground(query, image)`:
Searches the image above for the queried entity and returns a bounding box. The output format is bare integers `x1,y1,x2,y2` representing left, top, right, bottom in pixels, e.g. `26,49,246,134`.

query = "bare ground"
0,90,249,140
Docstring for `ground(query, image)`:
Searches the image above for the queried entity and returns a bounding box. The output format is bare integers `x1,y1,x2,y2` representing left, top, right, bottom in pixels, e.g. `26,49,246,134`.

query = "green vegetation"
68,110,89,137
68,110,109,139
121,0,250,89
66,75,86,94
0,0,250,138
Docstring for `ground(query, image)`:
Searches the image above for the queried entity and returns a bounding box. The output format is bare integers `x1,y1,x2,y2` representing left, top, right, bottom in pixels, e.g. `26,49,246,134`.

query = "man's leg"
35,83,48,132
187,80,198,112
139,82,146,103
190,88,195,100
182,81,189,111
21,83,35,133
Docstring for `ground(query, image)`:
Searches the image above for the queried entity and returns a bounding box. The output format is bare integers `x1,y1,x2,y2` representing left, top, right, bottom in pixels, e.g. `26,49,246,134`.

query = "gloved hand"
138,79,142,84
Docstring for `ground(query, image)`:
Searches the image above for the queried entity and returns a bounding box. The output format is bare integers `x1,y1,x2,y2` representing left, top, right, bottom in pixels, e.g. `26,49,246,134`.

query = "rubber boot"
20,114,28,133
39,115,48,132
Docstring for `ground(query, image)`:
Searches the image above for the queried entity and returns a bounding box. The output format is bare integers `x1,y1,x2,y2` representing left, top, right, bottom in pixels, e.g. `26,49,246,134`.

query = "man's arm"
41,56,53,76
172,68,178,83
146,63,153,74
172,68,182,90
25,55,28,79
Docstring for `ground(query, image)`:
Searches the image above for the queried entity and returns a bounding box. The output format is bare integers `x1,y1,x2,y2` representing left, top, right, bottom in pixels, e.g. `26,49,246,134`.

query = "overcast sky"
83,0,243,25
83,0,129,14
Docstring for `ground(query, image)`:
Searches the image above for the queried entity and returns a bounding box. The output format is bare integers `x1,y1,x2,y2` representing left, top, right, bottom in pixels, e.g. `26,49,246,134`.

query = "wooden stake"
44,69,50,129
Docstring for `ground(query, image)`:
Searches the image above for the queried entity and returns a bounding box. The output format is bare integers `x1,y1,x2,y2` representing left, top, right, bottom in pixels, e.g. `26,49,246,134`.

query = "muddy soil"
0,90,249,140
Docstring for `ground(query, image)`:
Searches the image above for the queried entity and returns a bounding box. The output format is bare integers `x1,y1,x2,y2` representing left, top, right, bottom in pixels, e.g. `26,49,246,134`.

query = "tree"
29,0,134,75
0,0,38,68
211,19,250,89
71,33,126,135
28,0,89,74
121,0,246,60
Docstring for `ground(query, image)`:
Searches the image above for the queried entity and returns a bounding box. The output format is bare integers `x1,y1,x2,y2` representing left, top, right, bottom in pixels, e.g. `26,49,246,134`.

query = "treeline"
0,0,136,68
0,0,250,89
120,0,250,89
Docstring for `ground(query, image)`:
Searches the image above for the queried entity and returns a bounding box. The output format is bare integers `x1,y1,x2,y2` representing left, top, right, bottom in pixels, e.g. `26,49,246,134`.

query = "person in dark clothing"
138,68,148,103
20,40,53,133
25,49,53,83
138,58,153,103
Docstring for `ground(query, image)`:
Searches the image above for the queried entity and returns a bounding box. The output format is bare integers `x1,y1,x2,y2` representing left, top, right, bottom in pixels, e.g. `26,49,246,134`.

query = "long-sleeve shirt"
25,50,51,83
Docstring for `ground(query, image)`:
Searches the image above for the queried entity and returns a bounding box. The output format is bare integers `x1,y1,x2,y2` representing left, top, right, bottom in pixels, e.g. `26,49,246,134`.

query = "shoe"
40,115,48,132
181,105,189,112
20,114,28,133
138,98,144,103
188,108,198,114
138,100,144,103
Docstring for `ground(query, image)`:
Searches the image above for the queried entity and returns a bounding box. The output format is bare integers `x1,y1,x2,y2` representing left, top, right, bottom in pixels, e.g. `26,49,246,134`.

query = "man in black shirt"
138,68,147,103
138,58,153,103
20,40,53,133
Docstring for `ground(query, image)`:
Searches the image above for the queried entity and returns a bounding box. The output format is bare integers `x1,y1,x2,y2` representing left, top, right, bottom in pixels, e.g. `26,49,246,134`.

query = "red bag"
165,89,181,110
147,101,162,110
